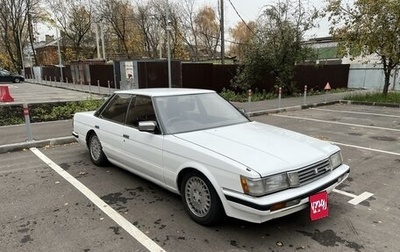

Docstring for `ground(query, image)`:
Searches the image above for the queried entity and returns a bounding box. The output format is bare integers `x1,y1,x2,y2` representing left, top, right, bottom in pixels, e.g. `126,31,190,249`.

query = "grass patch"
344,91,400,104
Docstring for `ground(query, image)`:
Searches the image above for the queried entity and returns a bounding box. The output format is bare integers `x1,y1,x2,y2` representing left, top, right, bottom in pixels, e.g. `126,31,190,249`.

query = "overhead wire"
226,0,259,38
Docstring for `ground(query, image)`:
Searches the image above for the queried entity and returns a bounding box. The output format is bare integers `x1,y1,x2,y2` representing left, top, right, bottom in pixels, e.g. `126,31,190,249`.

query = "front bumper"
222,164,350,223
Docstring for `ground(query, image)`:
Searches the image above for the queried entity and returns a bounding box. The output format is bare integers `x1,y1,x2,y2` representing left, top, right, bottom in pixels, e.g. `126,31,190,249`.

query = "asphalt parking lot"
1,103,399,252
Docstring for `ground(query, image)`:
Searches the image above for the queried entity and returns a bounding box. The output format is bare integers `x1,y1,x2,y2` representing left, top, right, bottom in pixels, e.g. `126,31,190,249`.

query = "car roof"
115,88,215,97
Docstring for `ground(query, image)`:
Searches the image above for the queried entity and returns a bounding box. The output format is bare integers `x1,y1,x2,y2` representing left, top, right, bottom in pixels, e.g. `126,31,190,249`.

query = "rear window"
98,94,132,123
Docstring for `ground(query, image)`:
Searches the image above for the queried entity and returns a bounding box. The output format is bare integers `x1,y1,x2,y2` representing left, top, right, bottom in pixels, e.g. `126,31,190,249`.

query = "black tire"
88,133,108,166
180,171,224,226
13,78,20,83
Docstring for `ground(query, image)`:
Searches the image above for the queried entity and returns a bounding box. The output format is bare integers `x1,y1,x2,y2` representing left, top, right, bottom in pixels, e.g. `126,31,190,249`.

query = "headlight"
241,173,289,196
240,176,265,196
330,151,343,170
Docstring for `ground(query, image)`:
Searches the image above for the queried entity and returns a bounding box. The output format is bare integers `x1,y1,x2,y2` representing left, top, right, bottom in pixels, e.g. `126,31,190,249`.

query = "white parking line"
30,147,165,252
348,192,375,205
270,111,397,208
330,141,400,157
333,189,374,205
311,108,400,119
330,142,399,206
272,114,400,132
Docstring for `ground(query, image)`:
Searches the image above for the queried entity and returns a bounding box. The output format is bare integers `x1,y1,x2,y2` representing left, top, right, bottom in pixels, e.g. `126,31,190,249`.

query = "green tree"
135,2,162,59
326,0,400,95
0,0,42,72
144,0,188,60
48,0,95,61
228,21,257,62
98,0,145,59
180,0,201,61
194,6,220,60
235,0,317,94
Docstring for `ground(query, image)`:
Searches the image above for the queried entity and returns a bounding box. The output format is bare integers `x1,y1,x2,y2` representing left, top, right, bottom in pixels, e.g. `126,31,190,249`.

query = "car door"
121,95,164,184
96,93,132,164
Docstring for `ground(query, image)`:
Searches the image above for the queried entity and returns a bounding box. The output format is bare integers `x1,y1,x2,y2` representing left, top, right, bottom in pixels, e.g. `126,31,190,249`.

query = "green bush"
0,106,24,125
220,88,276,102
0,98,105,126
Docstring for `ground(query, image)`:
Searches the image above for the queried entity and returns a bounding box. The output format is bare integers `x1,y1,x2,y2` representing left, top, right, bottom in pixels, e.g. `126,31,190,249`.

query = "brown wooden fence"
294,64,350,92
89,64,114,88
182,63,349,93
26,62,350,94
40,65,72,83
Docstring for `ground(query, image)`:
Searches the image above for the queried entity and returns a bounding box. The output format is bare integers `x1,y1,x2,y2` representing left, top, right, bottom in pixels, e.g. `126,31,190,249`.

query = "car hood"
175,121,338,176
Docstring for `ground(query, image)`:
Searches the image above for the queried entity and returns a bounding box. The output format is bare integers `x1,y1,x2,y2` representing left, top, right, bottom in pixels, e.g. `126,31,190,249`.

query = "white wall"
348,64,400,91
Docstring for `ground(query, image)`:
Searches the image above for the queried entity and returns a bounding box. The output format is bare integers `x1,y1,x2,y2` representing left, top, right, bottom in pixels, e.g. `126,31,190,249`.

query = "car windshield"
154,92,249,134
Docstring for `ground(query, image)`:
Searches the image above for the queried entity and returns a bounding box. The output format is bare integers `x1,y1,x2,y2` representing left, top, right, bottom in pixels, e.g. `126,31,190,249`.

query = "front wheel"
13,78,20,83
180,171,224,226
88,133,107,166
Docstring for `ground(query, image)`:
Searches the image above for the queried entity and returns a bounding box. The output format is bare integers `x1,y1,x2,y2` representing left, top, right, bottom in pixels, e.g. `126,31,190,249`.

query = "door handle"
95,125,99,129
123,134,130,139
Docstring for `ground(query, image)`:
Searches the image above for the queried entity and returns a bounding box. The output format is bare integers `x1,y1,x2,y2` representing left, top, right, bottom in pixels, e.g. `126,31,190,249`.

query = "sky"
197,0,332,39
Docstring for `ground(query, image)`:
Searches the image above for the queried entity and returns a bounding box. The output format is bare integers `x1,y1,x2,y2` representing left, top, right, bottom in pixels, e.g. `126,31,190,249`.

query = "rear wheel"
13,78,20,83
88,133,107,166
180,171,224,226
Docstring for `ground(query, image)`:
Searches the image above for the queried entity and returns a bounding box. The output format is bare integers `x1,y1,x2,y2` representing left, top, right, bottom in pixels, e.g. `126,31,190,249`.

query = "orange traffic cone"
324,82,331,91
0,85,14,102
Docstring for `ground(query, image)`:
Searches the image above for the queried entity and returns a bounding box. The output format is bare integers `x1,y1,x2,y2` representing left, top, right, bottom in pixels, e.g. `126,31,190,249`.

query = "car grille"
289,159,331,186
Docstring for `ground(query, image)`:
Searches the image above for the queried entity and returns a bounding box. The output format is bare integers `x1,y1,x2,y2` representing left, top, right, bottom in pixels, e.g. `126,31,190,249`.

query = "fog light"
286,198,301,207
270,202,286,211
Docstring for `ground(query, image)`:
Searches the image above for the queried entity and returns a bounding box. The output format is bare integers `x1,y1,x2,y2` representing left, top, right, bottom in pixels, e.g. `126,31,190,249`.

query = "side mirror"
238,108,250,119
138,121,157,132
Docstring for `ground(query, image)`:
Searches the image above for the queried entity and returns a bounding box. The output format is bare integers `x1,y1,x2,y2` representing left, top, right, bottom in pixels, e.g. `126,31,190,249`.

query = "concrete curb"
338,100,400,108
0,136,77,154
247,101,340,117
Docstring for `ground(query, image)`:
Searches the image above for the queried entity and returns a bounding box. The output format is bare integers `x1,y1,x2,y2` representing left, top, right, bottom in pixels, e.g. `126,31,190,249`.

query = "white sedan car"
73,88,350,225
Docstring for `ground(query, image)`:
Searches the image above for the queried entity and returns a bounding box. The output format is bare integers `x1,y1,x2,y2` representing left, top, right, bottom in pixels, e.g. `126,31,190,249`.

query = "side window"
126,95,156,127
99,94,132,123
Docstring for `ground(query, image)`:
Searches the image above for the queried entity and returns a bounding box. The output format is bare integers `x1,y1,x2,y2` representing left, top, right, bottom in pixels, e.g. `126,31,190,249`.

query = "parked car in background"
0,69,24,83
72,88,350,225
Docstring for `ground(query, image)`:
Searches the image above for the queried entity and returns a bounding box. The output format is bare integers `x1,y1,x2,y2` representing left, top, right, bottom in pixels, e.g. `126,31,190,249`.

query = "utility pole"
57,28,63,82
166,0,172,88
220,0,225,65
17,23,25,76
100,24,106,60
95,23,101,59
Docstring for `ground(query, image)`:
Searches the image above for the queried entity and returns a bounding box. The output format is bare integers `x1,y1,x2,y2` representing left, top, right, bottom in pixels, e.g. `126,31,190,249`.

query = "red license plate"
309,191,328,221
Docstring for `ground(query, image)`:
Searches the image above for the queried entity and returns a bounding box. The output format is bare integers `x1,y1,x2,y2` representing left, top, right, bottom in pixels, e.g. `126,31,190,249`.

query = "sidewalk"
0,80,365,153
231,91,353,116
25,78,118,97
